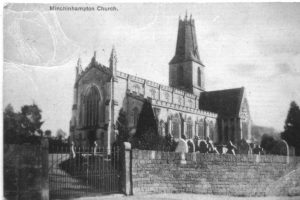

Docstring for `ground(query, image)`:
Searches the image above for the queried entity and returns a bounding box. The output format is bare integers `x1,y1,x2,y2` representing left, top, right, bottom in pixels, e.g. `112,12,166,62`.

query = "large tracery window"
82,86,100,128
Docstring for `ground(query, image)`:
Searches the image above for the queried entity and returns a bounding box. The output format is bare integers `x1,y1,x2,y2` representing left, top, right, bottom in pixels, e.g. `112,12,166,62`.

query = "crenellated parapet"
128,74,145,84
115,69,207,111
145,80,160,88
116,71,128,79
126,90,217,119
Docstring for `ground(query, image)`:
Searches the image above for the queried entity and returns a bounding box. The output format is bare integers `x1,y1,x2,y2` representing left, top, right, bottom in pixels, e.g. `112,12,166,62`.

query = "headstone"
208,141,220,154
227,141,237,155
187,140,195,152
237,139,250,154
71,141,76,158
252,144,262,155
93,141,98,155
175,138,188,153
222,146,228,154
199,140,208,153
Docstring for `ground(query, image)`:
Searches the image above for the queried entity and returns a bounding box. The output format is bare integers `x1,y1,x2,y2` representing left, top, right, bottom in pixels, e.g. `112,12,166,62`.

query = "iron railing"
49,145,121,199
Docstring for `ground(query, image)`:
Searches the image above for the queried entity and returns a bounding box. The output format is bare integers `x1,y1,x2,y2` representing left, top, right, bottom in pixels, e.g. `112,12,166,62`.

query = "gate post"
41,138,49,200
122,142,132,195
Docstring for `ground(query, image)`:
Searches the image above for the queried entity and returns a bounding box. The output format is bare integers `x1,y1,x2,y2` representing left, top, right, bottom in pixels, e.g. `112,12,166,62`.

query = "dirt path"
69,193,300,200
49,154,101,199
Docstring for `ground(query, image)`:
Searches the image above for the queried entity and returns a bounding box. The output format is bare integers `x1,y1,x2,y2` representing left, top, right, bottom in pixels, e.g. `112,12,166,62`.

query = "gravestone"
227,141,237,155
175,138,188,153
199,140,208,153
221,145,228,154
237,139,250,154
187,140,195,152
253,144,263,155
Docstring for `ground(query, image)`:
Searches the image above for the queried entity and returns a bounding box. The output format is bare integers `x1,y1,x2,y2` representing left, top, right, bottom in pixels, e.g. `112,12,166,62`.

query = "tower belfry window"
178,65,184,85
197,68,201,87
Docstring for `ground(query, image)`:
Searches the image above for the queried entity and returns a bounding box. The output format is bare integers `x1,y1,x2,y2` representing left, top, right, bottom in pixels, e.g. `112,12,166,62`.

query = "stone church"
69,14,252,150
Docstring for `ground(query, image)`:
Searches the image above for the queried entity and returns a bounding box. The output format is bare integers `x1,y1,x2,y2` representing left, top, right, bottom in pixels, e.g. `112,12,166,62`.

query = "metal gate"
49,145,121,199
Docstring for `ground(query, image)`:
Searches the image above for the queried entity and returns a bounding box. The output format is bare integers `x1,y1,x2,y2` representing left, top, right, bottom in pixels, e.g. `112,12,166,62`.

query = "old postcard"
3,3,300,200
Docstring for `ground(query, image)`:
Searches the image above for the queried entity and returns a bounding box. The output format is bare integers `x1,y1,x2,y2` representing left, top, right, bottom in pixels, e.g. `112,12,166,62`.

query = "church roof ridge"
199,87,245,117
203,87,244,94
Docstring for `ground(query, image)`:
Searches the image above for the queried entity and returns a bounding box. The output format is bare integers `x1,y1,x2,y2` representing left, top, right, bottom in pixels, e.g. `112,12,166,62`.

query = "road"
66,193,300,200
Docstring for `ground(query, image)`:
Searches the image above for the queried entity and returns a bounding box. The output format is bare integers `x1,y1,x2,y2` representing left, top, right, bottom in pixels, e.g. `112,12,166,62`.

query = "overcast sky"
4,3,300,134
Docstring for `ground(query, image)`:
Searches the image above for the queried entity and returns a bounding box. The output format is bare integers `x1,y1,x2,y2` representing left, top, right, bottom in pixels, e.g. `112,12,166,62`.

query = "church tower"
169,13,205,96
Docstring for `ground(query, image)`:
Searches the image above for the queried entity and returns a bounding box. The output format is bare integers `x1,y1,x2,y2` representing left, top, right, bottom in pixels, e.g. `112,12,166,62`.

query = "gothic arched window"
133,107,139,126
224,125,229,142
172,114,181,139
198,119,205,139
82,86,100,128
159,120,166,137
178,65,184,85
209,121,215,141
186,118,193,139
230,119,235,142
197,68,201,87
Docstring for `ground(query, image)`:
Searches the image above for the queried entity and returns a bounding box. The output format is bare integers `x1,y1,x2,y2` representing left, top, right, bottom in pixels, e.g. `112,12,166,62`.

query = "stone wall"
4,142,49,200
131,149,300,196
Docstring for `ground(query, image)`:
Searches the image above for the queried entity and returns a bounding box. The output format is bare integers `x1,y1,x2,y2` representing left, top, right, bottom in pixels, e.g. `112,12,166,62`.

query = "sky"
3,3,300,135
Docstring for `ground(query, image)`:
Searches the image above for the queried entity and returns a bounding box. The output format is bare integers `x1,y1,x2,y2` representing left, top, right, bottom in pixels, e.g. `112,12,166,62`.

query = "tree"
114,108,129,146
132,100,161,150
3,103,44,144
4,104,19,144
281,101,300,156
19,104,44,137
45,130,52,137
56,129,67,140
261,134,287,155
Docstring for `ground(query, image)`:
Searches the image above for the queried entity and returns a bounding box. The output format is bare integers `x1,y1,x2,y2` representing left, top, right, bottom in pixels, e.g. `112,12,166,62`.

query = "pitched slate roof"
199,87,245,118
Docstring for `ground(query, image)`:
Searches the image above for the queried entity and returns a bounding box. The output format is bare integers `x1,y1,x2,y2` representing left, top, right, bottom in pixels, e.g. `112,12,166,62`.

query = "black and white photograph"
3,2,300,200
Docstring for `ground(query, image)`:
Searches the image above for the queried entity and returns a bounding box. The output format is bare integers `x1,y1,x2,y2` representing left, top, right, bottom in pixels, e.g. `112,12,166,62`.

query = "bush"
261,134,287,155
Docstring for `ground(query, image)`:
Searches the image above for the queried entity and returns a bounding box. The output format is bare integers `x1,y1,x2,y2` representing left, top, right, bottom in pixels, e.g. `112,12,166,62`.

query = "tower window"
197,68,201,87
178,65,184,85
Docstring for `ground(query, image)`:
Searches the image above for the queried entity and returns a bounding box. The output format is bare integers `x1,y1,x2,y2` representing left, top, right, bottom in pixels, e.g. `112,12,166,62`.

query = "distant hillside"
251,125,279,143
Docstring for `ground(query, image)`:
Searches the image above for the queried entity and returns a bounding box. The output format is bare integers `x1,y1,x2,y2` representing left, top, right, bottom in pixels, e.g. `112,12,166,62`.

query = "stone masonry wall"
131,149,300,196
